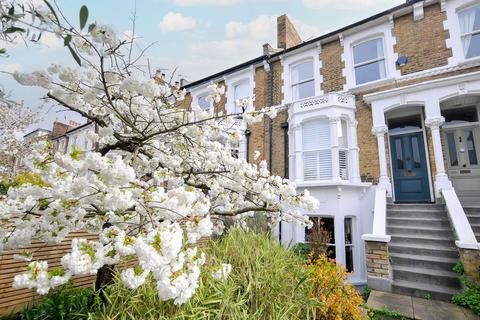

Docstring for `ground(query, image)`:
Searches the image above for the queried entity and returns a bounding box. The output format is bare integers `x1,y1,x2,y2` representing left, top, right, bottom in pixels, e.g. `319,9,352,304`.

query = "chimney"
277,15,302,50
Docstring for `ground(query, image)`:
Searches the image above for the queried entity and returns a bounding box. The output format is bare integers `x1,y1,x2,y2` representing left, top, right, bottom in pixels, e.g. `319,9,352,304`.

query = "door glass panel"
411,137,421,168
395,139,404,169
466,130,478,165
447,132,459,167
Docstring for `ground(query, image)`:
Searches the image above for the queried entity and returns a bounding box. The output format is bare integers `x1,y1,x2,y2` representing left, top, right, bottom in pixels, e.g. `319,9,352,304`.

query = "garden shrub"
452,262,480,315
0,285,95,320
306,255,367,320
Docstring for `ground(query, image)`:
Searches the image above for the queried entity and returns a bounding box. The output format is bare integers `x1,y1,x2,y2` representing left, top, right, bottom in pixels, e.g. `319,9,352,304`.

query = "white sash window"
291,60,315,101
233,81,250,114
302,119,332,181
459,5,480,59
198,94,211,111
353,38,386,85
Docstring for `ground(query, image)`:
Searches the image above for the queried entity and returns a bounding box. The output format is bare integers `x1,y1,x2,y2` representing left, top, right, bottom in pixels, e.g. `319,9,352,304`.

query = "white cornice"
364,71,480,103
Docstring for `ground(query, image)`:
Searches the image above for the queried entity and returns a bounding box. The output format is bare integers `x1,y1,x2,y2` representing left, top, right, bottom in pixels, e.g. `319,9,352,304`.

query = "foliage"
292,242,310,259
306,255,368,320
0,1,318,304
88,228,323,319
452,262,480,315
305,218,331,259
362,285,372,302
367,307,410,320
0,284,96,320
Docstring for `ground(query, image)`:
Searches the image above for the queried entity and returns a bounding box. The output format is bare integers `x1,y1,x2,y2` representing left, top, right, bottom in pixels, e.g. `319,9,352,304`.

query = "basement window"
459,5,480,59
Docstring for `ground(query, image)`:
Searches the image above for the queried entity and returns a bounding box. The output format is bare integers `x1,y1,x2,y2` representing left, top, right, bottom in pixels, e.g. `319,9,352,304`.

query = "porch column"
425,116,453,197
330,117,341,181
349,119,361,183
372,125,392,197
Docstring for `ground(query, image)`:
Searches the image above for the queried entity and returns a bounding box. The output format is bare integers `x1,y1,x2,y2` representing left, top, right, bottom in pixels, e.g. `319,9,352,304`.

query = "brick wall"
355,98,380,182
215,80,227,114
393,4,451,75
270,109,288,178
365,241,391,279
320,40,345,93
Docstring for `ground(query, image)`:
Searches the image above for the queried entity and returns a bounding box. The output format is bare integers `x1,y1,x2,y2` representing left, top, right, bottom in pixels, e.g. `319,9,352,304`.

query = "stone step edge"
392,265,459,278
389,252,458,264
388,243,458,252
392,279,460,295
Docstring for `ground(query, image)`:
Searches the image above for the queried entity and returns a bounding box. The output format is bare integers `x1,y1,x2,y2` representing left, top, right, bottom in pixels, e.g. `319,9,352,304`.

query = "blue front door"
390,132,431,202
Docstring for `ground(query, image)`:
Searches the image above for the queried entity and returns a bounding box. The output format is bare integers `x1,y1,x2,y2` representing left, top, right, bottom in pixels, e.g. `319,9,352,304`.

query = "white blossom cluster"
0,2,319,304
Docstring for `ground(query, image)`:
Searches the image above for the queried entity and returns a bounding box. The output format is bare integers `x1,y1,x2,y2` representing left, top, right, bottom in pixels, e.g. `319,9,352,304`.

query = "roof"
23,128,52,138
51,121,94,140
183,0,426,90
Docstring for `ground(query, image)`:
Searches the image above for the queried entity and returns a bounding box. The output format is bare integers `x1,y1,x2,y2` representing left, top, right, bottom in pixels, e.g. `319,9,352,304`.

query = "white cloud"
303,0,401,9
0,63,22,73
159,12,196,32
175,0,240,5
39,32,63,48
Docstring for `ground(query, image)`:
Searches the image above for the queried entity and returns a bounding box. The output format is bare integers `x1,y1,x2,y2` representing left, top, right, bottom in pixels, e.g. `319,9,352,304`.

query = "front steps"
386,204,461,301
464,207,480,242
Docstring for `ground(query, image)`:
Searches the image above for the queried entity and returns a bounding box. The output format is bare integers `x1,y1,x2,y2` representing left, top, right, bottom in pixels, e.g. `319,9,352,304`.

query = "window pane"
354,60,386,85
291,60,313,84
447,133,458,167
344,218,353,245
395,138,404,170
303,119,330,150
293,80,315,100
459,6,480,34
464,33,480,59
411,137,421,168
442,106,478,124
466,130,478,165
338,119,348,148
345,246,354,272
388,115,422,134
322,217,335,245
198,95,210,110
353,38,384,65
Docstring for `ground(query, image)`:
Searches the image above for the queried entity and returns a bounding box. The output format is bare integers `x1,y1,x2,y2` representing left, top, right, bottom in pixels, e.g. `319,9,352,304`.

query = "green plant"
292,242,310,259
0,284,97,320
362,285,372,302
452,262,480,315
367,307,410,320
424,293,431,300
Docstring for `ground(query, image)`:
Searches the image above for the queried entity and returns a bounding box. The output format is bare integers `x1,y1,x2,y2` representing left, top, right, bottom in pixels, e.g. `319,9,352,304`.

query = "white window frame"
352,37,387,86
458,4,480,59
282,46,322,104
291,59,315,101
344,216,355,273
342,20,400,90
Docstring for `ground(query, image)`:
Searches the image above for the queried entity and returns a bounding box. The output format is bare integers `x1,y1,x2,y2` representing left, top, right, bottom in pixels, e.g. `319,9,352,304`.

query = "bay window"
291,60,315,100
339,119,349,180
344,217,354,273
459,5,480,59
302,119,332,181
353,38,386,85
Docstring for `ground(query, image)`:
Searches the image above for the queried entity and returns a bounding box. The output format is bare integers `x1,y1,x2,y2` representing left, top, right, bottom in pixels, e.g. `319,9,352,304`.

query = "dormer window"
459,5,480,59
291,60,315,100
198,94,210,111
353,38,386,85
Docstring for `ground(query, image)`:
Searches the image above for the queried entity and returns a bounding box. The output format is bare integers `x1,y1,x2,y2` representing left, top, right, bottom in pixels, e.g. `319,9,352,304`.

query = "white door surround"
364,71,480,198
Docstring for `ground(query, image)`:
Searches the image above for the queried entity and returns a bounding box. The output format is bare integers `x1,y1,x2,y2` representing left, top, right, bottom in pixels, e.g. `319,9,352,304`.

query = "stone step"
388,243,459,258
392,265,461,288
390,252,458,271
392,279,460,301
387,217,451,228
387,226,454,237
388,204,445,210
464,207,480,214
390,234,456,248
387,209,447,219
466,214,480,224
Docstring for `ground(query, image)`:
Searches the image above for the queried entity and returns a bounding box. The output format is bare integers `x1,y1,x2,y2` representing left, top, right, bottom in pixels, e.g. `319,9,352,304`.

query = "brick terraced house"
180,0,480,300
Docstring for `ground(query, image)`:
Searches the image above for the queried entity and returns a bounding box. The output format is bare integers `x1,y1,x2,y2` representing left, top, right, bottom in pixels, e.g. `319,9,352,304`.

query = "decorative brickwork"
393,4,452,75
320,40,345,93
365,241,391,279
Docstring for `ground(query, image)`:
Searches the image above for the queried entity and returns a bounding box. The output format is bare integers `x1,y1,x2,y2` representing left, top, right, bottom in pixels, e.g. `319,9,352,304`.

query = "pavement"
366,290,479,320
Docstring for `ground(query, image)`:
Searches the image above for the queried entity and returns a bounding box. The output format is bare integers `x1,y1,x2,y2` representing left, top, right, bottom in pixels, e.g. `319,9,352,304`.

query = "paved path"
367,290,479,320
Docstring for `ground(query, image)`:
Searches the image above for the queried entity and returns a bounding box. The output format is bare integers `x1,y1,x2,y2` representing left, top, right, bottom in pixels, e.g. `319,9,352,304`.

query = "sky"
0,0,404,133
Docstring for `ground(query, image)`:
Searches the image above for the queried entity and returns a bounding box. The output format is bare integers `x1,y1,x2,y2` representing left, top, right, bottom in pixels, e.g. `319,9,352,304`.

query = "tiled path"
367,290,479,320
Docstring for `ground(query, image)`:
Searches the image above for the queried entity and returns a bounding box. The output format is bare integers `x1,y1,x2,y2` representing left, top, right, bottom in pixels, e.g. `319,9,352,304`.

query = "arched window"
291,60,315,100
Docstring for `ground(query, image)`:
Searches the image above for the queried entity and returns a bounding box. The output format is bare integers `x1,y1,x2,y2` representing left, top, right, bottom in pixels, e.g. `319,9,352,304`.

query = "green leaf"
79,5,88,30
8,5,14,16
88,23,96,33
5,26,26,34
67,45,81,66
63,34,72,46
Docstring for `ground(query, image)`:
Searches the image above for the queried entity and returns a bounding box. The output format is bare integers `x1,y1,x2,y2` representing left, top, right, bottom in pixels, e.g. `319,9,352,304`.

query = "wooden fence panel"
0,231,97,316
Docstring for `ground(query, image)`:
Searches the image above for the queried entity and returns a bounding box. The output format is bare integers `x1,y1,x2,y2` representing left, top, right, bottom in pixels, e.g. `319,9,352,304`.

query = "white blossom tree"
0,1,318,304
